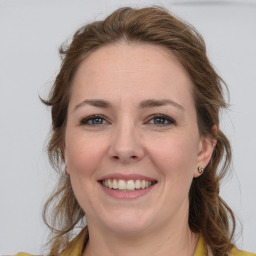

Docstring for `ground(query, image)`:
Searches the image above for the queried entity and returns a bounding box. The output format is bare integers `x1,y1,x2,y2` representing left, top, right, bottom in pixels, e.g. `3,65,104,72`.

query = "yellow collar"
60,229,87,256
194,233,206,256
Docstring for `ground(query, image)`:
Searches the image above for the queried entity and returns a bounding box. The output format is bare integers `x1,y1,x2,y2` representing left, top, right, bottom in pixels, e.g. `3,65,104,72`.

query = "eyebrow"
73,98,184,112
139,99,184,110
74,99,110,110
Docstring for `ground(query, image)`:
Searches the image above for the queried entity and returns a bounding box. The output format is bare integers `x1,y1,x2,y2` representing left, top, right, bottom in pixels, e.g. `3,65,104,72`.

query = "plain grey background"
0,0,255,254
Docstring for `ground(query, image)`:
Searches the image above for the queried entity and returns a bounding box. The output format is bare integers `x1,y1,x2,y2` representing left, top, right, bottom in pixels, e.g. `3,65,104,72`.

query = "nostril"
112,155,137,160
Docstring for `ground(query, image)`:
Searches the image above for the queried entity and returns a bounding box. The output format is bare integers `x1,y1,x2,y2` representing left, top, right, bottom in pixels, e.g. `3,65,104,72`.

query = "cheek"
142,133,199,223
65,132,106,177
64,133,108,213
147,132,199,181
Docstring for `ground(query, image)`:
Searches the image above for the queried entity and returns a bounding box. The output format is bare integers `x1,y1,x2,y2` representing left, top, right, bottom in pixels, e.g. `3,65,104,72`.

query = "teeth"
101,179,155,191
141,180,146,189
127,180,135,190
135,180,141,189
113,179,118,189
108,179,113,189
118,180,126,190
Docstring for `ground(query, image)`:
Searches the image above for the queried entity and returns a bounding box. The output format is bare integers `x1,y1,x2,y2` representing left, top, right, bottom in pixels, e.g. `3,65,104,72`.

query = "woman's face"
64,43,215,235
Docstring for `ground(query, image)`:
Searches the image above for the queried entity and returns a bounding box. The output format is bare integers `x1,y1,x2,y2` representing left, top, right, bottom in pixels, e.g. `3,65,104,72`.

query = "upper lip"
98,173,157,182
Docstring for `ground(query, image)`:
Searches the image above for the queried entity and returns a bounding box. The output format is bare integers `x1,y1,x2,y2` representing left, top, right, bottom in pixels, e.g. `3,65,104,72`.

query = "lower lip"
99,183,156,200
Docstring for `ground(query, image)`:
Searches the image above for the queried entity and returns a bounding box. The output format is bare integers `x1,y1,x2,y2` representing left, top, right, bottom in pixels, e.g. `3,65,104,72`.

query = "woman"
16,6,255,256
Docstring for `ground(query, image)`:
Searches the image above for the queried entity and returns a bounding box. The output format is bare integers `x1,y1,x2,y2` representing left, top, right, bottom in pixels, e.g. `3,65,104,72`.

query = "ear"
193,124,217,178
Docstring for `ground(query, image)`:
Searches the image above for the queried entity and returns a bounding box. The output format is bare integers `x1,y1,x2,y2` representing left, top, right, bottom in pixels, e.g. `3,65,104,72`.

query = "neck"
82,212,199,256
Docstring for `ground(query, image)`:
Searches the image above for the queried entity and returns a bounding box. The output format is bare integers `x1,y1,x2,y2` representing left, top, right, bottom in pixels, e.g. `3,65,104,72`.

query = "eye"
80,114,108,126
148,114,176,126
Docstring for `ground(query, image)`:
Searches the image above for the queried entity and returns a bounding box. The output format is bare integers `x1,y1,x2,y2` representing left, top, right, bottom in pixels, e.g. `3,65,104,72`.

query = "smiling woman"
15,6,255,256
64,42,205,240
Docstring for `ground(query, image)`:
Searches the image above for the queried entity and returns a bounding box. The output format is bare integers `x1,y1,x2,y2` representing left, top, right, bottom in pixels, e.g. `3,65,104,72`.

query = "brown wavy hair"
42,6,235,256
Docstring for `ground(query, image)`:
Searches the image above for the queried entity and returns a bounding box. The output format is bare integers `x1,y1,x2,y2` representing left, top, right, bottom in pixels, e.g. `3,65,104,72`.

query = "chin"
95,208,156,235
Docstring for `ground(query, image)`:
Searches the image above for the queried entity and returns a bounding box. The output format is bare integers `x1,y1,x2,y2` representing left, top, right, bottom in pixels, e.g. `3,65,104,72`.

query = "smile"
100,179,157,191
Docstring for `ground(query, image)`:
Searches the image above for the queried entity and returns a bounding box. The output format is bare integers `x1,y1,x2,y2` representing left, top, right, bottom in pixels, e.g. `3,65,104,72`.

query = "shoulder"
230,247,256,256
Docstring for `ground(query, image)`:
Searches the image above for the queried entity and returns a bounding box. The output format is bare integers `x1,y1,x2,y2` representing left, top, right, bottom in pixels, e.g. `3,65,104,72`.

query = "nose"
108,122,145,164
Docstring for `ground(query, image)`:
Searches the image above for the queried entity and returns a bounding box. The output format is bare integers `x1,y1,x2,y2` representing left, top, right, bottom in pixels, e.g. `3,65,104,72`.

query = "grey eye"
80,115,107,125
148,114,175,126
153,117,169,124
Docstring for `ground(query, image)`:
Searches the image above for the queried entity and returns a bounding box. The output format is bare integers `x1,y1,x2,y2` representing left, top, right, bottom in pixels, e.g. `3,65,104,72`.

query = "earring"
65,166,69,176
198,166,204,174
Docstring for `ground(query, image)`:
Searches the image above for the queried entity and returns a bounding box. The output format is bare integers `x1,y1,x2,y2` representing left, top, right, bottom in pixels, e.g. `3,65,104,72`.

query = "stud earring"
198,166,204,174
65,166,69,176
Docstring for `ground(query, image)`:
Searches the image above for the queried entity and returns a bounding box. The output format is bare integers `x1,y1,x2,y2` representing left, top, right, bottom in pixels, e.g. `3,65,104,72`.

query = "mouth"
99,179,157,191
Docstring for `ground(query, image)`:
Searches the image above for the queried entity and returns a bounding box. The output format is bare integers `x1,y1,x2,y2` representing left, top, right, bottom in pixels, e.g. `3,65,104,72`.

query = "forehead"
70,42,194,107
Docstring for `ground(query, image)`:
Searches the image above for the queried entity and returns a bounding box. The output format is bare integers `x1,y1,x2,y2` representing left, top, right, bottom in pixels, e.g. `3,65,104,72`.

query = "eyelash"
79,114,176,127
80,114,107,126
147,114,176,126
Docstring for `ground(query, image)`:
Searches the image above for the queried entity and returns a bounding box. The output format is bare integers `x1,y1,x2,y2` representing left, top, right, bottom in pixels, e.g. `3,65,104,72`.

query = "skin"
64,42,216,256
